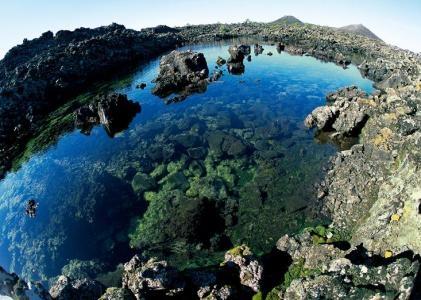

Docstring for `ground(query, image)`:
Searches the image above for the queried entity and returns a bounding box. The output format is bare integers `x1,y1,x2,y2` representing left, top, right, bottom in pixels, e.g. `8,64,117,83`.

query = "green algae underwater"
0,42,374,283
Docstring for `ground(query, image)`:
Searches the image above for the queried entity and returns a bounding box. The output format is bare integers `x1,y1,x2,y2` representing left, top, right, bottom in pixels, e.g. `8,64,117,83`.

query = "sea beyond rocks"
0,19,420,299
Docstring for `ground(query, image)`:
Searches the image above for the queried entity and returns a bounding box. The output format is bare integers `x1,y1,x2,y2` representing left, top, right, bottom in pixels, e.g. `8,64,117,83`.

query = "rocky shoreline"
0,20,420,299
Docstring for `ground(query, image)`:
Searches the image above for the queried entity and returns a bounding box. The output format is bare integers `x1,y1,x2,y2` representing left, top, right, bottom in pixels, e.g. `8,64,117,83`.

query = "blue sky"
0,0,420,58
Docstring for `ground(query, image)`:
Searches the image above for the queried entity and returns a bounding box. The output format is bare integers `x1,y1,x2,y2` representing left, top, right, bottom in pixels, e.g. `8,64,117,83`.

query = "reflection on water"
0,42,374,283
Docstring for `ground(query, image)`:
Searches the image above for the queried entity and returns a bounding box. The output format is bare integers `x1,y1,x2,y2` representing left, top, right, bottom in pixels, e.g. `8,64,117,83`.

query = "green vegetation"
282,258,321,289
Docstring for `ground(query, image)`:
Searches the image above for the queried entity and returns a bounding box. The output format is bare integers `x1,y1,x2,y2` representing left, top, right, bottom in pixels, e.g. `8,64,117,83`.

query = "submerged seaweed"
0,42,373,282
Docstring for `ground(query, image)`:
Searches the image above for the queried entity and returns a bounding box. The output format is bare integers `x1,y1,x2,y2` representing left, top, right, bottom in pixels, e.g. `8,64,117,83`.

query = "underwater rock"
75,93,141,136
207,131,248,157
223,245,263,292
152,50,209,98
131,172,157,194
122,256,185,299
49,275,104,300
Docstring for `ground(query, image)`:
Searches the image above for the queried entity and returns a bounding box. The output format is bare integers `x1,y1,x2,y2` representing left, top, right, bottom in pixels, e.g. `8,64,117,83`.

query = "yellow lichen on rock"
372,127,393,149
390,214,400,222
384,250,393,258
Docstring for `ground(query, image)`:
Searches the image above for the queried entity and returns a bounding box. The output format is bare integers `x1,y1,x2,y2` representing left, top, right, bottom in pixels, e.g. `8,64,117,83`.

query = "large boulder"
152,50,209,97
304,86,370,136
227,45,250,63
122,256,186,299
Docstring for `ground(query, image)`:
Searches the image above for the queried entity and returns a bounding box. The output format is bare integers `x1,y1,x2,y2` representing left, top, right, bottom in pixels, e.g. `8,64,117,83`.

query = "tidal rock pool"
0,42,374,284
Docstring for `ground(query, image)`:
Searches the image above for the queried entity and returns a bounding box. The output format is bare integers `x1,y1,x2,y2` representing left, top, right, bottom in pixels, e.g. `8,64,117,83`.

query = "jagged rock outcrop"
0,23,180,179
152,50,209,97
122,256,186,299
277,232,420,299
0,266,51,299
304,86,371,136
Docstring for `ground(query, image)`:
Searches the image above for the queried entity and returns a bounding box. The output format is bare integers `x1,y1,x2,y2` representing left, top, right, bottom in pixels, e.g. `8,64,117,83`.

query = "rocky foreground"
0,20,420,299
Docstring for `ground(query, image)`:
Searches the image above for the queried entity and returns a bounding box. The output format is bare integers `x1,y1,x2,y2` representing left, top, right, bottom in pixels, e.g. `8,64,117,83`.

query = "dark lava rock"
75,93,141,137
152,50,209,98
135,83,147,89
254,44,264,55
216,56,227,66
227,62,245,75
276,43,285,52
74,105,99,134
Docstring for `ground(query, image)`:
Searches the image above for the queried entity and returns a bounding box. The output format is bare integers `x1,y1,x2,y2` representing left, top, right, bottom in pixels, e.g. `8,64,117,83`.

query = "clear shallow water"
0,43,374,282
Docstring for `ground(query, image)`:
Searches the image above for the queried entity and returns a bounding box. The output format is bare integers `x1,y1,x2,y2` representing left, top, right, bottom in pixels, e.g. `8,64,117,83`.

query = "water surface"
0,43,374,282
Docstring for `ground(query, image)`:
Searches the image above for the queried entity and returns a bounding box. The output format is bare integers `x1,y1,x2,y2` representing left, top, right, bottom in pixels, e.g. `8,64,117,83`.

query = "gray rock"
152,50,209,97
122,256,185,299
223,245,263,292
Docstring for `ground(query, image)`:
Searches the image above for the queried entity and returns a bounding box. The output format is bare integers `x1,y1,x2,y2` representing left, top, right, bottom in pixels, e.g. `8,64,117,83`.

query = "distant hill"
338,24,382,41
271,15,303,25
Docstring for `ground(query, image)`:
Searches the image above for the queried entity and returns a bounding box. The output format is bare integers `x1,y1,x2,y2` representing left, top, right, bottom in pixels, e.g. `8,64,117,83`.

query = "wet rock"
74,105,99,134
122,256,185,299
267,52,273,56
152,50,209,97
227,62,245,75
75,93,141,136
209,70,223,82
223,245,263,292
227,45,250,63
97,93,141,136
216,56,226,66
276,43,285,51
49,275,104,300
